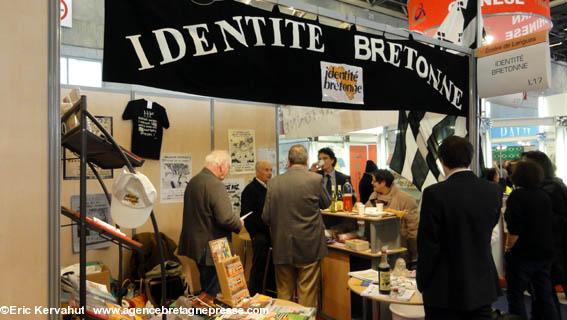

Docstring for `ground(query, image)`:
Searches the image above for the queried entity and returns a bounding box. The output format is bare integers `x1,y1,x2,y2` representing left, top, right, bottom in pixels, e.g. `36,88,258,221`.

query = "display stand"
209,238,250,307
321,211,406,320
60,95,169,319
322,211,403,268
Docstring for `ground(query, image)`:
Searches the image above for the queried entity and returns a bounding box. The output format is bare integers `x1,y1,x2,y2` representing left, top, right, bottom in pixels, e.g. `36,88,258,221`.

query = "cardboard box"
86,265,111,291
345,239,370,251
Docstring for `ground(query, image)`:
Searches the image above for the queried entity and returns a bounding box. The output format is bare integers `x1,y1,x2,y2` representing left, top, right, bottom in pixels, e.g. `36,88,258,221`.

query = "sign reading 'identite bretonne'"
103,0,469,116
321,62,364,104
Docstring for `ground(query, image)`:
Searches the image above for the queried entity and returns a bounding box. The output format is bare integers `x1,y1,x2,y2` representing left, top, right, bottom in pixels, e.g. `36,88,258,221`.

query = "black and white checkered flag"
435,0,481,48
389,111,467,191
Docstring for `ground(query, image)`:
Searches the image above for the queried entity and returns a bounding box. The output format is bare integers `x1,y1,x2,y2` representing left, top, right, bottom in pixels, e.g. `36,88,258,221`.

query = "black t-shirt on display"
122,99,169,160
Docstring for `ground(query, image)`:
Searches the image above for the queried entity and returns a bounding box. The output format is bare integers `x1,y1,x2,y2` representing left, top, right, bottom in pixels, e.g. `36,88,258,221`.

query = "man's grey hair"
205,150,231,167
288,144,308,165
256,160,272,170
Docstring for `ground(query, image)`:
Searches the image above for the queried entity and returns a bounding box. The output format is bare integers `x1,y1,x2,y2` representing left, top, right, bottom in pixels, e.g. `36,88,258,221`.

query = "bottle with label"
378,248,391,295
336,184,344,212
343,179,353,212
330,185,337,213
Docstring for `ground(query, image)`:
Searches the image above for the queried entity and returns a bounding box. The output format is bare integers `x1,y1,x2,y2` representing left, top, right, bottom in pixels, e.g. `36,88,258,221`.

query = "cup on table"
356,202,365,214
376,203,384,212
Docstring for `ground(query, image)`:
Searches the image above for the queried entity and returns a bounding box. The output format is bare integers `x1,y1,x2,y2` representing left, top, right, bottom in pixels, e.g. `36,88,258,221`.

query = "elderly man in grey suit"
262,144,331,307
178,150,243,295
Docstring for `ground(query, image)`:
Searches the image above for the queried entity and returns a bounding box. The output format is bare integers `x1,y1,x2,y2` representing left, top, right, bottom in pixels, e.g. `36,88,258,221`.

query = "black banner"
103,0,469,116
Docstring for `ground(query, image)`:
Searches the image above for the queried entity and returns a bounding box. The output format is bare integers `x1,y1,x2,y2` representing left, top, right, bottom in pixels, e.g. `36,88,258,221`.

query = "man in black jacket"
417,136,502,320
241,160,273,295
311,147,354,227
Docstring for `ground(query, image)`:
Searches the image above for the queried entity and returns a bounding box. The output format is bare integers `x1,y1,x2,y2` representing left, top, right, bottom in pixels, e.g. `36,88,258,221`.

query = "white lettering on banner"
354,35,464,110
184,24,218,57
124,16,461,109
127,16,325,69
215,17,248,51
505,18,548,40
153,28,187,65
482,0,525,6
245,17,266,46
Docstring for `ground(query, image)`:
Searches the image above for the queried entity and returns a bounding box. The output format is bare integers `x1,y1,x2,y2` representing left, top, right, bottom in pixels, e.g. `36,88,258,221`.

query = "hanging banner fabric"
103,0,469,116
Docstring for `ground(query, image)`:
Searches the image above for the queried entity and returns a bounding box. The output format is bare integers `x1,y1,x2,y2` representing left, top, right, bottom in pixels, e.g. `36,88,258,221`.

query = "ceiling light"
484,35,495,45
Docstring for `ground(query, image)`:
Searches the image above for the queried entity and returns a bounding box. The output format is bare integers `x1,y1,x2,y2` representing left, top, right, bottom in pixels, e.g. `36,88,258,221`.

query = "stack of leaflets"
348,269,379,283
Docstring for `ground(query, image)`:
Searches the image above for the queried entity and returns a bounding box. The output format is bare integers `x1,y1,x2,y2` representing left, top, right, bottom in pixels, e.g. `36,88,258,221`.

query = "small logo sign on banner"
320,62,364,105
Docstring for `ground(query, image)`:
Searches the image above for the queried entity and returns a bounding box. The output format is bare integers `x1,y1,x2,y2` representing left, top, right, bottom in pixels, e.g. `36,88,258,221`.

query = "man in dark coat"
417,136,502,319
178,150,242,295
240,160,274,295
310,147,354,227
263,144,330,307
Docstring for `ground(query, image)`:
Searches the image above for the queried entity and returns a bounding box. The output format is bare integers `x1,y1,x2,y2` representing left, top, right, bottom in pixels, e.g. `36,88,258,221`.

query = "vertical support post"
275,105,281,175
79,96,88,317
469,0,482,175
48,0,61,318
210,99,215,150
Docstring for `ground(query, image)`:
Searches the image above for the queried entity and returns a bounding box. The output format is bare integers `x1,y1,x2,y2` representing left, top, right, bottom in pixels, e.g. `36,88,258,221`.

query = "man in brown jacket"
366,169,419,263
178,150,243,295
262,144,331,307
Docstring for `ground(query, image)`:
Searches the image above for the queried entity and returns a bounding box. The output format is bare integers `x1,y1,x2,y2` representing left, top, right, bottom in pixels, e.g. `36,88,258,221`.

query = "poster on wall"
160,154,192,203
64,116,113,180
71,194,112,252
224,177,246,215
229,129,256,174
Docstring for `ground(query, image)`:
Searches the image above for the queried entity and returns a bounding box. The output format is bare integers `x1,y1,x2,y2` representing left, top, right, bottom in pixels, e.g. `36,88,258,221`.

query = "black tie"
326,174,332,196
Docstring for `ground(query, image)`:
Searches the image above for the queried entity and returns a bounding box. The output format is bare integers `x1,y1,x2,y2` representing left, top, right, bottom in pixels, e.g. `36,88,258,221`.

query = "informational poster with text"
160,153,192,203
229,129,256,174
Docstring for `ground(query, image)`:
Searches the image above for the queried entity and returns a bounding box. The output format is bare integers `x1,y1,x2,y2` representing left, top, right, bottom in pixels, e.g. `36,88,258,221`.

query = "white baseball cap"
111,168,156,228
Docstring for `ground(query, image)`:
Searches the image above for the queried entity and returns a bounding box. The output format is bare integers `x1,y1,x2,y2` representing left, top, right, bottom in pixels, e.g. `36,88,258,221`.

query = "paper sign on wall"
229,130,256,174
160,154,192,203
224,178,246,215
321,62,364,105
60,0,72,28
477,31,551,98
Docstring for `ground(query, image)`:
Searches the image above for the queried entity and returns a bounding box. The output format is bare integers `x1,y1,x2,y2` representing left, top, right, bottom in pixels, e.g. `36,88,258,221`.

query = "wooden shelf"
327,242,406,258
321,210,398,222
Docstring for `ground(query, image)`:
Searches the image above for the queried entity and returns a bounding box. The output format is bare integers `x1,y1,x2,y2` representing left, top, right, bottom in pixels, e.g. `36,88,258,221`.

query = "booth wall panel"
0,0,49,317
213,101,276,280
60,89,211,289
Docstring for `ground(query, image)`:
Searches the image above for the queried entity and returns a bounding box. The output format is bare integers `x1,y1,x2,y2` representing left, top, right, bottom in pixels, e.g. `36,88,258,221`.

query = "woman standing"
522,151,567,299
504,160,558,320
358,160,378,205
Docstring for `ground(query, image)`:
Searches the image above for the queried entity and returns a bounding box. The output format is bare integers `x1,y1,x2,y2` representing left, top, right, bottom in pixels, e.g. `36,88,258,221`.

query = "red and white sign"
408,0,551,44
60,0,72,28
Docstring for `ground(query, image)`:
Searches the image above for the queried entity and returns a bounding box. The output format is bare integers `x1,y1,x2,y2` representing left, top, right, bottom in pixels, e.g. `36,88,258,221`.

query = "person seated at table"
365,169,419,263
504,160,559,320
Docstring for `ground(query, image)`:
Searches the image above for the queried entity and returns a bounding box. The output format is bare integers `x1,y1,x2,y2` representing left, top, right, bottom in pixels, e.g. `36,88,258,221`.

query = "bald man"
240,160,274,295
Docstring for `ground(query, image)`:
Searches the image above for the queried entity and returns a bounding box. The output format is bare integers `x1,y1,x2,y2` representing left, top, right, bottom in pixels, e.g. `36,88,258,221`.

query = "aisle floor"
492,292,567,319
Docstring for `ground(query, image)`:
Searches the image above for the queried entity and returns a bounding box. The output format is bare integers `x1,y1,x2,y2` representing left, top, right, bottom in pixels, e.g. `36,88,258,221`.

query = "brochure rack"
60,95,168,319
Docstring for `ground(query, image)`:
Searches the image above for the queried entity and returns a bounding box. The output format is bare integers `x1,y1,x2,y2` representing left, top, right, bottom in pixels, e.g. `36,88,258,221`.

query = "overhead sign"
492,145,524,161
60,0,72,28
476,30,550,98
490,126,538,139
103,0,469,116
